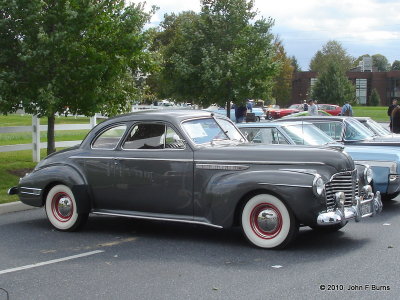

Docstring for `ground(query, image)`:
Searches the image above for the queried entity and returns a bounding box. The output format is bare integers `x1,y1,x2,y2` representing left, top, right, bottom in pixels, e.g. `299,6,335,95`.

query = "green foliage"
272,38,294,107
391,60,400,71
309,40,354,73
311,61,355,106
290,56,301,72
153,0,278,108
372,54,390,71
0,0,155,153
369,88,380,106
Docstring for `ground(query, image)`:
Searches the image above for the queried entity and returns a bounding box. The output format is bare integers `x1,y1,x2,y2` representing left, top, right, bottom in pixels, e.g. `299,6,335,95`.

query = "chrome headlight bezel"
313,175,325,197
364,165,373,184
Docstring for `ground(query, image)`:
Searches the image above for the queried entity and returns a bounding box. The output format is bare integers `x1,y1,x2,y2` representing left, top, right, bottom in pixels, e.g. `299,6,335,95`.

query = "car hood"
345,145,400,162
195,143,354,173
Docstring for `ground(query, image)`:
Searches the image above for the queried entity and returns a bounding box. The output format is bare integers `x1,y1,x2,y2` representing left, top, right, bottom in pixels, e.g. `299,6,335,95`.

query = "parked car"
278,116,400,146
205,106,266,122
8,110,380,249
354,117,399,138
288,104,304,110
284,110,332,117
317,104,342,116
238,121,399,200
266,106,300,120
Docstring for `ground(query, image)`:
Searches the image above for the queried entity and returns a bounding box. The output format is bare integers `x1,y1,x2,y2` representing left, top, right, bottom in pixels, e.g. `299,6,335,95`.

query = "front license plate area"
361,201,372,217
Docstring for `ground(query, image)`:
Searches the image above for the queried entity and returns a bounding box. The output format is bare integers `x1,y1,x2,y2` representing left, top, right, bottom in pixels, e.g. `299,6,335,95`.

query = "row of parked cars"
10,109,394,249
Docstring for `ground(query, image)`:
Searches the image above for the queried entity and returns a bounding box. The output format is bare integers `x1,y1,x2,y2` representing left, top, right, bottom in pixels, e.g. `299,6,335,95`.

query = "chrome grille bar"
325,170,358,210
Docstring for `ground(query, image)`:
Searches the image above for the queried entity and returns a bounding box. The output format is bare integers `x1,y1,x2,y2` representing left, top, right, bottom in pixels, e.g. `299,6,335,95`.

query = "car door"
111,122,194,216
78,123,128,209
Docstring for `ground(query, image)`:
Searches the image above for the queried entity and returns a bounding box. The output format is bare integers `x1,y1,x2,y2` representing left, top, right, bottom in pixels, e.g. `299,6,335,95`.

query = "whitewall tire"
241,194,298,249
45,184,88,231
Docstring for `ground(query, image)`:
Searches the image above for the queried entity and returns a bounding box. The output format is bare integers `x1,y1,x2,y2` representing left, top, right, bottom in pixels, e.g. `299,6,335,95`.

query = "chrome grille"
325,170,358,210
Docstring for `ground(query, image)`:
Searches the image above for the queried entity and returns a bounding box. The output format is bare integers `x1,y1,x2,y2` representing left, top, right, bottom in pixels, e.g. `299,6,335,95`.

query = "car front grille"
325,170,358,210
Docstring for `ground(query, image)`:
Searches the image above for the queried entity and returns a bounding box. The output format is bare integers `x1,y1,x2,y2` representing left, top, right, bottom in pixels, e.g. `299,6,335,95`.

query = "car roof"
237,121,313,127
100,109,224,126
279,115,349,122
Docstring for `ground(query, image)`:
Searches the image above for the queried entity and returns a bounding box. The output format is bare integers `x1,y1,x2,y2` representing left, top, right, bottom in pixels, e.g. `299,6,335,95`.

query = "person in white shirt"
308,99,318,115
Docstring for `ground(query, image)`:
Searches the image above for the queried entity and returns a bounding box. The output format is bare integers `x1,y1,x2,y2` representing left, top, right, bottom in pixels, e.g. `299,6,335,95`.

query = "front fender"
194,170,325,227
18,164,91,213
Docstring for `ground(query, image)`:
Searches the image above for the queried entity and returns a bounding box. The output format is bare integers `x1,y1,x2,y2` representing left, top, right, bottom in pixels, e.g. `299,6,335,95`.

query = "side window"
92,125,127,150
272,129,289,144
123,123,165,150
313,122,343,141
165,126,185,149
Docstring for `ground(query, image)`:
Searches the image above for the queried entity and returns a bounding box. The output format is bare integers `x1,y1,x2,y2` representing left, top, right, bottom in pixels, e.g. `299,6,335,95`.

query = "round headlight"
364,166,373,184
313,175,325,196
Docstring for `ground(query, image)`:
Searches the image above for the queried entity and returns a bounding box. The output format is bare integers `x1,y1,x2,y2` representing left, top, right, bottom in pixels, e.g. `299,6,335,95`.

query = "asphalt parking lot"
1,197,400,300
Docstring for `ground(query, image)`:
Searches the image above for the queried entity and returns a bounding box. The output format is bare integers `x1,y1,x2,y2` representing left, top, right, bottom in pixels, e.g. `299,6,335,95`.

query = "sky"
135,0,400,71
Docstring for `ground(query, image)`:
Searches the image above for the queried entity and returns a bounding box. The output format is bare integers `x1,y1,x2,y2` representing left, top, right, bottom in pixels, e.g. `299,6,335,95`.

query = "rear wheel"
241,194,298,249
45,184,88,231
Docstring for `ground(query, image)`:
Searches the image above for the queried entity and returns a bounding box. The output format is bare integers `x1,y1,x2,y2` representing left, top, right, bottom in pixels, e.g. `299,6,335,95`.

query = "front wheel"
45,184,88,231
241,194,298,249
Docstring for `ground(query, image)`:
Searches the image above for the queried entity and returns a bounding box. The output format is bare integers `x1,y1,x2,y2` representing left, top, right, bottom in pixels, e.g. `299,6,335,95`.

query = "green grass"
0,149,48,204
0,114,92,204
0,114,90,126
0,130,89,146
353,106,389,122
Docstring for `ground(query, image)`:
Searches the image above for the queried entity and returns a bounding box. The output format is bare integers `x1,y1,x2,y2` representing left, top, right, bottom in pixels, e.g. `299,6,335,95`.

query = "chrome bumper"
8,186,18,195
317,191,382,226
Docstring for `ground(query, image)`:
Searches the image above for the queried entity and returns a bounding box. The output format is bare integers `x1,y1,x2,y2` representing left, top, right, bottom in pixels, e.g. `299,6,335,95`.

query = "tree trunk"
47,114,56,155
227,101,231,118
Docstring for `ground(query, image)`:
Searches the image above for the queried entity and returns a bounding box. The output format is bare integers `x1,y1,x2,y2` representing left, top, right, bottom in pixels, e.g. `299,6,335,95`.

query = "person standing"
341,101,353,116
308,99,317,115
303,100,308,111
388,99,398,132
392,105,400,133
234,103,248,123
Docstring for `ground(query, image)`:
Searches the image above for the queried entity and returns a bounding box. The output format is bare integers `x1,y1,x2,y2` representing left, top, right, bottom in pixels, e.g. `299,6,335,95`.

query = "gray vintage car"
9,110,381,249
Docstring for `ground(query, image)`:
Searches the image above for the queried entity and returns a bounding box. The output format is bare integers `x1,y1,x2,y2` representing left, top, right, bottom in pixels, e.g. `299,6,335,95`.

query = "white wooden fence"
0,115,98,162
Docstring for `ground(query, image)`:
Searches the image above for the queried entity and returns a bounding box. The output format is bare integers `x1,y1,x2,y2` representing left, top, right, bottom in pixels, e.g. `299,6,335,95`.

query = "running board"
91,210,223,229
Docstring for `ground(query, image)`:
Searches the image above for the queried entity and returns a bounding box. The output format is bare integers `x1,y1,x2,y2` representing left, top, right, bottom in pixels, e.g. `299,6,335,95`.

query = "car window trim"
90,123,128,151
120,121,187,151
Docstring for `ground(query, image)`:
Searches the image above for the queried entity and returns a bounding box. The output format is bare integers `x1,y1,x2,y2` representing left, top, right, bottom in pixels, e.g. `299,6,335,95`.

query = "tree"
309,40,354,73
369,88,380,106
391,60,400,71
290,56,301,72
271,38,294,107
311,61,355,106
0,0,154,154
154,0,278,115
372,54,390,71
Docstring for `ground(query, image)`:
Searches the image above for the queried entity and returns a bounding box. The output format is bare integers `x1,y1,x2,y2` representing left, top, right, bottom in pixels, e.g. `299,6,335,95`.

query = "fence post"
90,114,97,128
32,115,40,162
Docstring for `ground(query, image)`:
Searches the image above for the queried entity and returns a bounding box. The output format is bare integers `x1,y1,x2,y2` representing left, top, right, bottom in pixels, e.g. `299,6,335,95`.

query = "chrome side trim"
195,159,325,166
19,187,42,196
258,183,312,188
355,160,397,173
91,211,223,229
196,164,249,171
70,156,193,163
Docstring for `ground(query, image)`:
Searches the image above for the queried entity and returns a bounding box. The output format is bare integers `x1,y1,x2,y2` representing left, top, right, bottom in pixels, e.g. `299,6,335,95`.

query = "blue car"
238,121,400,201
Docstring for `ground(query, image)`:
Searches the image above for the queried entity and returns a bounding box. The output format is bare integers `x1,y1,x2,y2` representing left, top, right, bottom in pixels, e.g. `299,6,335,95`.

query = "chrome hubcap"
58,197,72,217
257,209,279,233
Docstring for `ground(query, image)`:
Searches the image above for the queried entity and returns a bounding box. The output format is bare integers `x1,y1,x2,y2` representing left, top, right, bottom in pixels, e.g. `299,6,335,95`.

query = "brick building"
291,70,400,106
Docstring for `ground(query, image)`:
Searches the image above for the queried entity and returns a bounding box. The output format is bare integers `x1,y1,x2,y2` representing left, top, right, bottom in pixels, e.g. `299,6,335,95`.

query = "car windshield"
363,119,391,136
281,124,335,145
344,119,375,141
182,117,244,145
